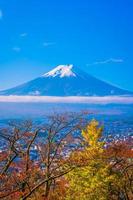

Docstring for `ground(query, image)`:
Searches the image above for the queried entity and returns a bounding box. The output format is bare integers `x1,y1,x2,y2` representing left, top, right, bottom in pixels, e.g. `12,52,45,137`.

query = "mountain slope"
0,65,132,96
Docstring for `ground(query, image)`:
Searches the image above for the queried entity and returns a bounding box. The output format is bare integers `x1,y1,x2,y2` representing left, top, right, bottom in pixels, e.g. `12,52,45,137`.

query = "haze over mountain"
0,65,132,96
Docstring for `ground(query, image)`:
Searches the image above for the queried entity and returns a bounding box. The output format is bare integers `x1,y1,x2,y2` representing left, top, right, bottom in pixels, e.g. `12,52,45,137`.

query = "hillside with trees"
0,113,132,200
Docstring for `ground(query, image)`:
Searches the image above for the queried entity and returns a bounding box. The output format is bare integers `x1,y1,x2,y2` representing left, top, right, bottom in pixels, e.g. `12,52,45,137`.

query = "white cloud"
43,42,56,47
87,58,124,66
0,96,132,104
20,33,27,37
12,47,21,52
0,9,3,20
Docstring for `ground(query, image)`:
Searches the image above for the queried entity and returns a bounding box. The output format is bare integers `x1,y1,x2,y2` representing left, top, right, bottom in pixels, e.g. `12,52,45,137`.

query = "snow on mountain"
42,64,76,78
0,65,132,96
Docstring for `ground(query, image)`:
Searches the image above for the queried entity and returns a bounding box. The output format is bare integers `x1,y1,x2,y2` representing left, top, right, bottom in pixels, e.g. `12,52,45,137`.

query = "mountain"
0,65,132,96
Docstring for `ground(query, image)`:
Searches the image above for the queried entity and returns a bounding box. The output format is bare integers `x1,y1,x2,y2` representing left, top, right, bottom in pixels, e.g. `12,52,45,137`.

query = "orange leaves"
0,116,132,200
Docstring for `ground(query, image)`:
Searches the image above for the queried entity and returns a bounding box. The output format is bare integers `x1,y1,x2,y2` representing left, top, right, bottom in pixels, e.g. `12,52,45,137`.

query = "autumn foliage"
0,114,132,200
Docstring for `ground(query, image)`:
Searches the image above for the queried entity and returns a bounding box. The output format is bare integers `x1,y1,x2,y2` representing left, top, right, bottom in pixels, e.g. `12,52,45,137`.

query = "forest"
0,113,132,200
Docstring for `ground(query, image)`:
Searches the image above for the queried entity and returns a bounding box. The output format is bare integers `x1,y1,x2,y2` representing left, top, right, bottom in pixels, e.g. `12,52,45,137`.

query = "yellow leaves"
81,120,105,161
66,120,133,200
65,120,112,200
82,119,104,148
66,160,112,199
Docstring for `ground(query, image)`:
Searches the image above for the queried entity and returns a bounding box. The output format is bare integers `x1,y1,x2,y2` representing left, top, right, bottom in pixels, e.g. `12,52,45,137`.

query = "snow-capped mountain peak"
42,64,76,78
0,64,132,96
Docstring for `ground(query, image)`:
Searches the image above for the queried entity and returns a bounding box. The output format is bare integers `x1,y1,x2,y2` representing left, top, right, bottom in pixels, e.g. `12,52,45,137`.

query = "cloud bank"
0,96,132,104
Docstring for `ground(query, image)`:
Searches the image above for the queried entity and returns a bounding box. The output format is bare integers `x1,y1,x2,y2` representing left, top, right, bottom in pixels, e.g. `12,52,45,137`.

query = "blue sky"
0,0,133,91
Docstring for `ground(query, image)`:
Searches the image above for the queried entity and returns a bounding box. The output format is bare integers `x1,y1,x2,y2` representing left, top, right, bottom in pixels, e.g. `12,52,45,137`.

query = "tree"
1,116,132,200
0,112,88,200
105,139,133,200
66,120,115,200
